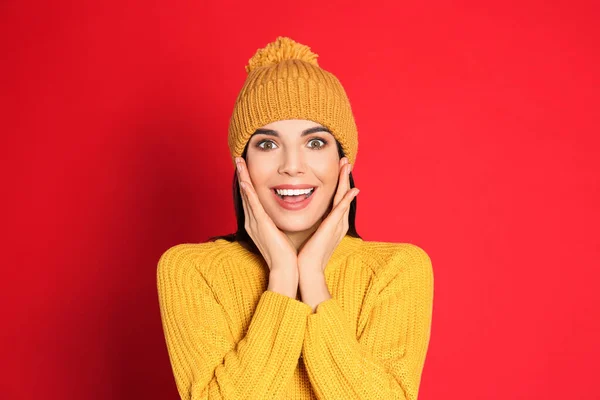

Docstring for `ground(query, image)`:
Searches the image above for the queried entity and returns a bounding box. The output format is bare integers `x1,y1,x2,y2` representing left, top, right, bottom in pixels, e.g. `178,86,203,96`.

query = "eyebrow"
251,126,332,137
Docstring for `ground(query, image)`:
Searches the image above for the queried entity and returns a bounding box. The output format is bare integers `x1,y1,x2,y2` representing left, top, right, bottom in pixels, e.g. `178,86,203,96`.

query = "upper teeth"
276,188,314,196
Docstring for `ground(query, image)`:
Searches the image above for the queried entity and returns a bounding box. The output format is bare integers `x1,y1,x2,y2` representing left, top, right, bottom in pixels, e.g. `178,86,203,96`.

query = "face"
245,119,340,233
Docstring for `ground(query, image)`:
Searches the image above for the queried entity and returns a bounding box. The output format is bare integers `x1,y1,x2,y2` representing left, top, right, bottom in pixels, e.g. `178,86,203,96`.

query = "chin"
272,214,319,233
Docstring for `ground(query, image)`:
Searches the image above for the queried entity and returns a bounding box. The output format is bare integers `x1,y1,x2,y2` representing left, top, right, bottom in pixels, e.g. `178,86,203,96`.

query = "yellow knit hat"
228,36,359,165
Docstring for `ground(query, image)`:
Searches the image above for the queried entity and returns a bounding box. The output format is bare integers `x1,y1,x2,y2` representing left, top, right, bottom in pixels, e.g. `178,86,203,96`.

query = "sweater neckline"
228,234,363,269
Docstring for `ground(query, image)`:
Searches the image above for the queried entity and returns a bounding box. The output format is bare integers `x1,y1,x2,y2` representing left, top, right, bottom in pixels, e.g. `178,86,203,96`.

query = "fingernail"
354,189,360,196
347,164,352,174
240,182,246,190
236,162,242,173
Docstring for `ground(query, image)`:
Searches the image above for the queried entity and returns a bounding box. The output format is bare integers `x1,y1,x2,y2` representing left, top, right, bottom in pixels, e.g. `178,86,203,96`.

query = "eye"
257,140,278,150
308,138,327,149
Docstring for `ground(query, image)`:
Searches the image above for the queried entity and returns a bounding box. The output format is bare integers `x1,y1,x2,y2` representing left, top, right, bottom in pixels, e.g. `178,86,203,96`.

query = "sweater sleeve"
302,245,434,400
157,245,313,400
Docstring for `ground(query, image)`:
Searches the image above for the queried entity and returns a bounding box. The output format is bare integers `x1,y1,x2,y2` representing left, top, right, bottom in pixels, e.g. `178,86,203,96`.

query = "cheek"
247,167,265,187
308,152,339,180
246,158,272,188
314,165,341,195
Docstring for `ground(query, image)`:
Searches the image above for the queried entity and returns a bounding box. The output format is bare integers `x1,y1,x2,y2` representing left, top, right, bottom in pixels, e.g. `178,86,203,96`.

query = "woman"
157,36,434,400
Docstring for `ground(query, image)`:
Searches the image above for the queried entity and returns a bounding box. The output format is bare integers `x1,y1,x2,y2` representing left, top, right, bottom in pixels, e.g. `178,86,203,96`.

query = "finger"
242,180,269,222
236,159,268,221
317,187,358,238
333,157,350,207
241,182,263,247
236,159,247,205
238,158,259,199
330,188,359,222
333,158,349,205
347,160,352,193
239,180,251,222
236,159,254,223
342,195,352,229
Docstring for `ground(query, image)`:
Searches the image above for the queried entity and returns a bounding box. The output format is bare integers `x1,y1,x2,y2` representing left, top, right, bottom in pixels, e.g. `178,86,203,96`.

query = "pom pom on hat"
245,36,319,73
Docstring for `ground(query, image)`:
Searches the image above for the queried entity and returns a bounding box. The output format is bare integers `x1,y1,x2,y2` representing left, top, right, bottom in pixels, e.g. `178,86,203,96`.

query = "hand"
235,157,298,275
297,157,360,274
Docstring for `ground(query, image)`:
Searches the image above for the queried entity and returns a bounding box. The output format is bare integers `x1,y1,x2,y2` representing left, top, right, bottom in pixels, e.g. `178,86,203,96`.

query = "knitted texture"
228,37,359,165
157,235,434,400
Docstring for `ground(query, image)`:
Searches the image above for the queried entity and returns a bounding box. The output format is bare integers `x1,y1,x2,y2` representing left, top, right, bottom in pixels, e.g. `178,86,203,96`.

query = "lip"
271,184,316,190
272,187,317,211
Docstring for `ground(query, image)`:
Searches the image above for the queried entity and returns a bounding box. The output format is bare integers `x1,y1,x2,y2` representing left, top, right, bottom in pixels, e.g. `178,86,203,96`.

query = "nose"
278,148,305,177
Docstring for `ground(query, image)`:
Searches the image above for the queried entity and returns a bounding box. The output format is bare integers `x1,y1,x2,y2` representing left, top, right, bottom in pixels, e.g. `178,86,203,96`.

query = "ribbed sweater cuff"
231,290,312,395
303,297,386,399
306,297,356,345
246,290,313,341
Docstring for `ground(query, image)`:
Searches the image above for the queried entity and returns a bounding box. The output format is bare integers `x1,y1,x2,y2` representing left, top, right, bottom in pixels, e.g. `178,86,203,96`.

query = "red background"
3,0,599,399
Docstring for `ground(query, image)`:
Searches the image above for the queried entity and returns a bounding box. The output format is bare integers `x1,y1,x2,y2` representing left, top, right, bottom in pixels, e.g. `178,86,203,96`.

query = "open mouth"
273,187,316,201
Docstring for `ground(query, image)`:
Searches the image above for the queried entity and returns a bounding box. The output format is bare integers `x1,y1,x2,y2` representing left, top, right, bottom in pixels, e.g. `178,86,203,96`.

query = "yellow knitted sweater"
157,235,434,400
